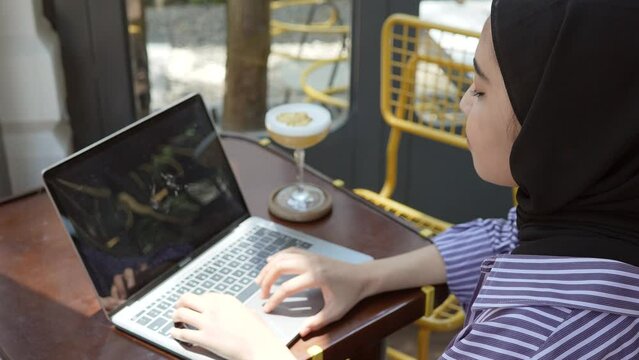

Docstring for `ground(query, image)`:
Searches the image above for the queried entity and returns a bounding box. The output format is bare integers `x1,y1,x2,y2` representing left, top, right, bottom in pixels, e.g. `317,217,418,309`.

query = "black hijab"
491,0,639,266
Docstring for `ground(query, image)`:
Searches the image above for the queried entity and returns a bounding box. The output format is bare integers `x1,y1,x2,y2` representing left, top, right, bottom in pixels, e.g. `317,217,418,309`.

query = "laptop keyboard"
130,225,312,336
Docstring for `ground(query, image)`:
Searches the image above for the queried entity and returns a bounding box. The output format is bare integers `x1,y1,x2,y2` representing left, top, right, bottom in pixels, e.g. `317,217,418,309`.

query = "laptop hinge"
178,257,192,268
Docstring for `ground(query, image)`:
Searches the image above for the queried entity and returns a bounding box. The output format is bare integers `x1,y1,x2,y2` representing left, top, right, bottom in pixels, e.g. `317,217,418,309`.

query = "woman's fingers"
100,296,124,311
263,273,315,313
255,248,304,284
123,268,135,290
299,308,338,337
175,293,208,313
112,274,127,299
169,327,206,347
110,282,119,300
172,307,205,330
258,258,308,299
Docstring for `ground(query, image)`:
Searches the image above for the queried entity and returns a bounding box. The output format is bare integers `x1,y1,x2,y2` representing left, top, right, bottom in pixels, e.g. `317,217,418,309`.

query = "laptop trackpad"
246,286,323,317
244,278,324,342
265,287,323,317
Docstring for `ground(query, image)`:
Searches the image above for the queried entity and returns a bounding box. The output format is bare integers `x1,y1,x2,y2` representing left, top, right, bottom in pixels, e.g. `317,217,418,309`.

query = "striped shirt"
432,209,639,359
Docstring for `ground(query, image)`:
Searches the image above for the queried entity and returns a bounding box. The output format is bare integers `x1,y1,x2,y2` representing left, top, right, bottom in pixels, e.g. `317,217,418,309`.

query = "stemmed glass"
265,103,332,221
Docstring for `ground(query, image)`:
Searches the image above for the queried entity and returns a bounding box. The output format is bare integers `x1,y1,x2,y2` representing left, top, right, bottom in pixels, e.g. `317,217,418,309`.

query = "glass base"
274,183,327,212
268,182,332,222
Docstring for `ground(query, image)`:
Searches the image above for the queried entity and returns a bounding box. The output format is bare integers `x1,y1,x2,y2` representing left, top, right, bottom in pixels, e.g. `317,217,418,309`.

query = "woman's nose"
459,87,473,115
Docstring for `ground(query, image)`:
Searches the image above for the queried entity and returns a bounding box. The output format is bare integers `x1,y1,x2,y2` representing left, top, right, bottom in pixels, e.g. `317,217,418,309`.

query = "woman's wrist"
357,245,447,297
358,260,383,299
245,330,296,360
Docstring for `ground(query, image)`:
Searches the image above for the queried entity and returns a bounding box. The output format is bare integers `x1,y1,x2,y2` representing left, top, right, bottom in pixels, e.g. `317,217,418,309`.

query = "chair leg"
417,326,431,360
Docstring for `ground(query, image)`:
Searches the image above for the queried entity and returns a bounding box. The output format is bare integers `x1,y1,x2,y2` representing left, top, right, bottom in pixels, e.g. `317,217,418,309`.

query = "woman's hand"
171,293,294,360
99,266,140,311
255,247,370,337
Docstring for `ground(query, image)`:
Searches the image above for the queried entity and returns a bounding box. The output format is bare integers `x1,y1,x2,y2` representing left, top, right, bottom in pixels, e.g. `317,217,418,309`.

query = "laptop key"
236,255,248,261
204,267,215,274
265,244,277,252
163,309,174,319
160,321,174,336
168,293,180,302
232,270,245,277
249,270,259,278
157,302,170,311
241,263,253,271
236,283,260,302
186,280,198,288
212,274,223,282
239,277,251,285
148,309,161,318
133,309,145,320
193,288,205,295
220,268,231,275
231,284,243,293
148,317,168,332
137,316,152,326
224,277,236,285
177,287,189,294
214,284,227,292
202,280,214,288
195,273,207,281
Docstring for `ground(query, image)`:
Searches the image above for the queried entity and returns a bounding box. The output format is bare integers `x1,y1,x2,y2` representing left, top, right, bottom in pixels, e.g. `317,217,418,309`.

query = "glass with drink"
265,103,332,221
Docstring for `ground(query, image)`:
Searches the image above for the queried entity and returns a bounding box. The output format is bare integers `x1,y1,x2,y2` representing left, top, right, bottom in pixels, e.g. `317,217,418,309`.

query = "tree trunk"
223,0,270,131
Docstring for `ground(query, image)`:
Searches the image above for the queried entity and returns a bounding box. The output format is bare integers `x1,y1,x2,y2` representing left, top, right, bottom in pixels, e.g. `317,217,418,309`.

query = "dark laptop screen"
43,95,248,312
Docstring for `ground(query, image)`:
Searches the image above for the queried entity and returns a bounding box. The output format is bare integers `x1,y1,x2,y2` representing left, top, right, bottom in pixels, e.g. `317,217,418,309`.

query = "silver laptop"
42,94,372,359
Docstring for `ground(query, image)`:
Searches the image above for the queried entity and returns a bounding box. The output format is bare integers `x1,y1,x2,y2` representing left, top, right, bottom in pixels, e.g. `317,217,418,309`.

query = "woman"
170,0,639,358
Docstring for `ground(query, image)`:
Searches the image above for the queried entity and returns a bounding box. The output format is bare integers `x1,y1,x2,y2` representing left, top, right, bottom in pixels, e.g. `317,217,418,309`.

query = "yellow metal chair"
270,0,349,61
353,14,480,359
270,0,350,113
300,57,349,110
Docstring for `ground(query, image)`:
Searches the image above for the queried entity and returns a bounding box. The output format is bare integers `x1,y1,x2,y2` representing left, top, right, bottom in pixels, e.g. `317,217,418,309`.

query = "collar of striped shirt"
471,255,639,317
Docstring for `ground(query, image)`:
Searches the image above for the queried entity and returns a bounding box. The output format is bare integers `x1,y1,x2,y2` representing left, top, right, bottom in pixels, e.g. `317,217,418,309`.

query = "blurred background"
0,0,506,223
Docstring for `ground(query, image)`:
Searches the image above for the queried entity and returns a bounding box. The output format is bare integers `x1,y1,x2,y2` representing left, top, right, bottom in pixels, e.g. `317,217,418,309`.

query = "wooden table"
0,135,427,360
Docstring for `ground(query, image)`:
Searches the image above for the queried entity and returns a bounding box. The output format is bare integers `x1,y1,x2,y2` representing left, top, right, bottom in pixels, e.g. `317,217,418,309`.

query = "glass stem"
294,148,305,191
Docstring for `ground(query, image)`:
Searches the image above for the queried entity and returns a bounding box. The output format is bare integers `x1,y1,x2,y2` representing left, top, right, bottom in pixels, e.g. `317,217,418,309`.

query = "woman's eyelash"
472,90,485,98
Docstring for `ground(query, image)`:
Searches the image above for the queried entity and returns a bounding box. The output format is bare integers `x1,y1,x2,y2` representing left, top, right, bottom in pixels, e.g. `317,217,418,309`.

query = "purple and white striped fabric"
431,210,639,359
433,207,519,306
441,256,639,359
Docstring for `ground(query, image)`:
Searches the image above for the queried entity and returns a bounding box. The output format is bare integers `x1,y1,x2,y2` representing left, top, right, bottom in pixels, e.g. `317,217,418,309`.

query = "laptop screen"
43,94,249,313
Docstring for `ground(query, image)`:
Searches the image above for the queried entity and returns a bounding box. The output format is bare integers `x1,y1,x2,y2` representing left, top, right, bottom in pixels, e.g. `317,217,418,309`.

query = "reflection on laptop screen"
44,95,248,309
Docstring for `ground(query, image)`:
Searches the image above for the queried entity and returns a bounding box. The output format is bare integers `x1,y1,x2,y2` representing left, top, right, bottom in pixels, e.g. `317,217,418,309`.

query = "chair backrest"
378,14,480,197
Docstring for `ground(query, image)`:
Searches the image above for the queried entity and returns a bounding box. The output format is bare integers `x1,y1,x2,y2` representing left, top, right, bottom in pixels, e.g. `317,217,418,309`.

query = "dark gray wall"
44,0,136,150
0,126,11,198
